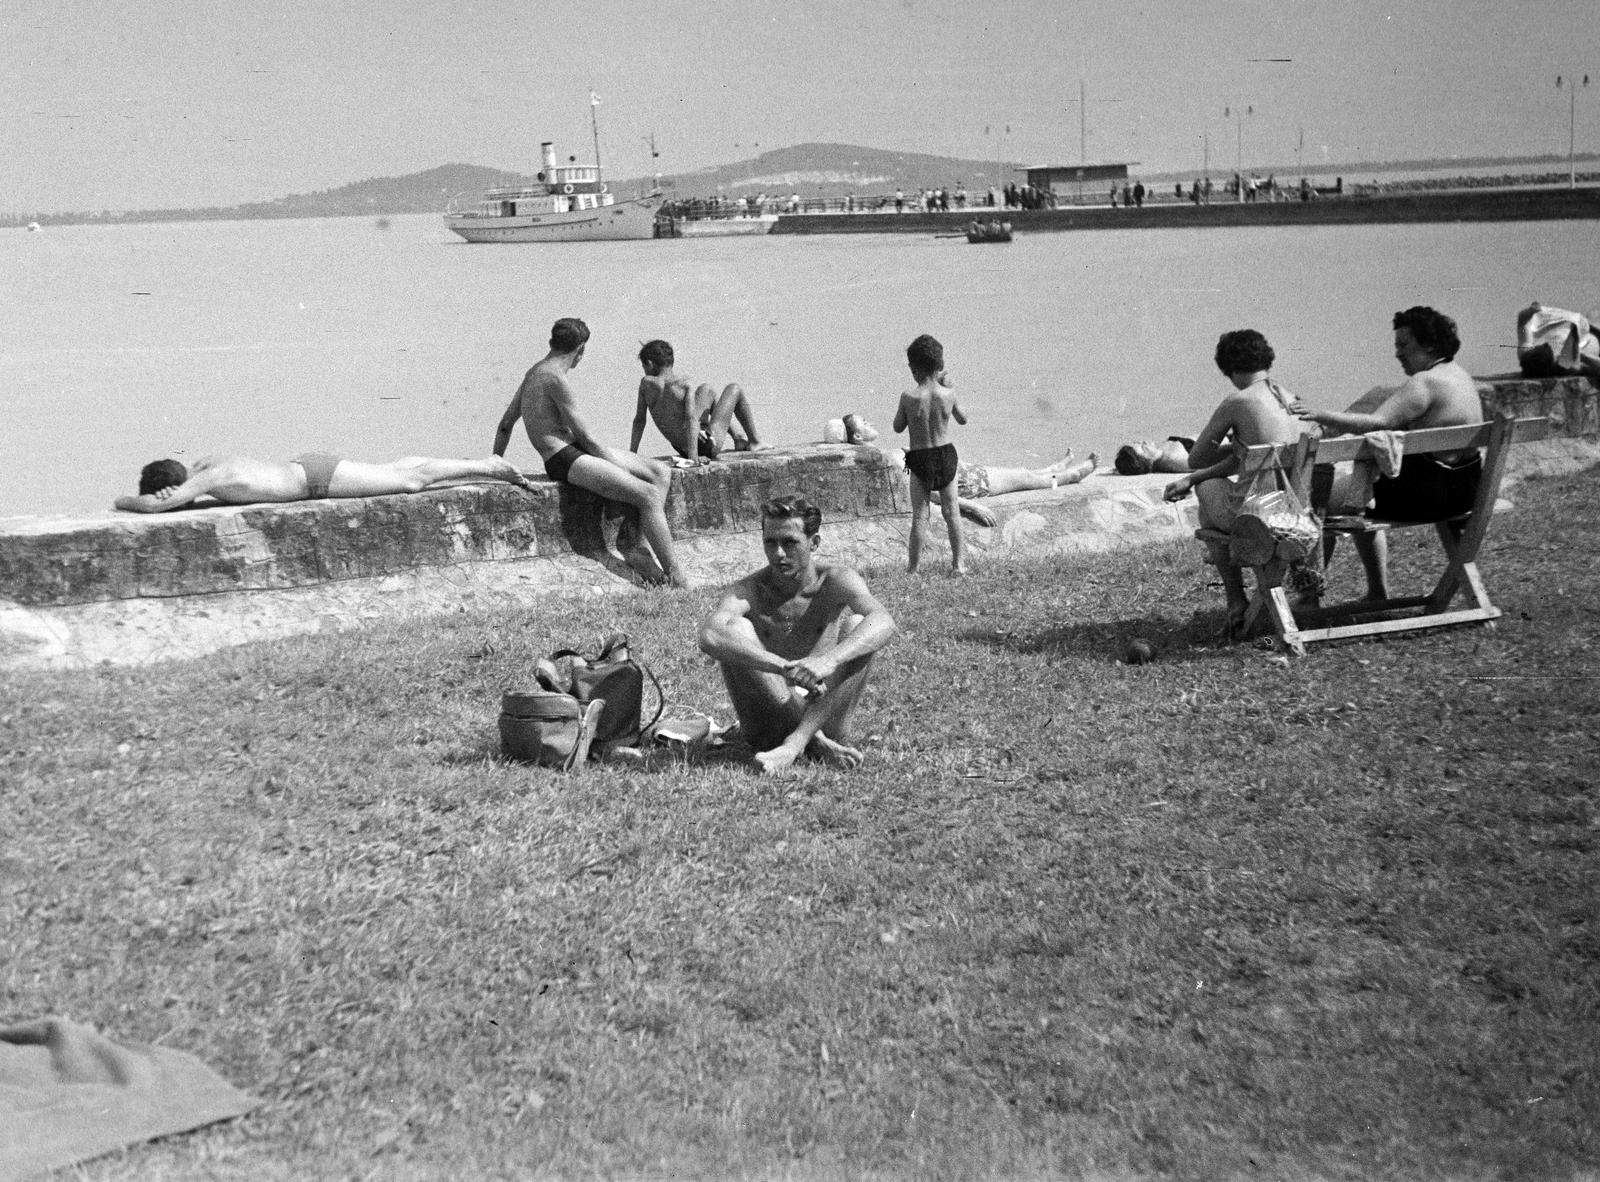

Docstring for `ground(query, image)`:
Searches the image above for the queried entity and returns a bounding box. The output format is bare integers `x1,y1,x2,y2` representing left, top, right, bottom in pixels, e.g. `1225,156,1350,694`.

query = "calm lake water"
4,213,1595,518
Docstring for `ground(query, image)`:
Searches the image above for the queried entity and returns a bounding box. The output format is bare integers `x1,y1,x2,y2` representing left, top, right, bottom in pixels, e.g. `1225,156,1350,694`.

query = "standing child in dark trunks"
893,334,968,575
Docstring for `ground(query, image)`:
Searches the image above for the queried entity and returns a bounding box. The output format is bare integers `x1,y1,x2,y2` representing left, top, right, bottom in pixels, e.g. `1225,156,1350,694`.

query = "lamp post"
1225,104,1254,201
1064,82,1128,206
986,123,1010,202
1558,74,1591,189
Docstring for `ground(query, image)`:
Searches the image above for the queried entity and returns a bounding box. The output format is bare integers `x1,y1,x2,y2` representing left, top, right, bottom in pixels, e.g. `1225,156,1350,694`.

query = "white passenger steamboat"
444,107,662,243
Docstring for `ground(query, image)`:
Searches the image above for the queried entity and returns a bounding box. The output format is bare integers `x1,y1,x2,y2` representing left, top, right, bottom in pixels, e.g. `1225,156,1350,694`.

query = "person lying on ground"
1515,301,1600,381
697,494,896,775
1161,328,1303,633
1288,305,1485,601
1113,437,1193,474
893,333,970,575
494,317,687,588
875,448,1096,528
631,338,770,463
115,452,534,512
953,451,1098,498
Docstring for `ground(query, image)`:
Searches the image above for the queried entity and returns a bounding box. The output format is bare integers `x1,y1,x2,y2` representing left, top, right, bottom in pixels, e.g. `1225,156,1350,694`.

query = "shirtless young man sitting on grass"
631,339,770,463
494,317,687,588
115,452,534,512
697,495,896,775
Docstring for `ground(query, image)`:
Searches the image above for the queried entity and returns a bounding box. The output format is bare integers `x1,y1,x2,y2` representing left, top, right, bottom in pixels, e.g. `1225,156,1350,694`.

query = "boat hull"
445,195,661,242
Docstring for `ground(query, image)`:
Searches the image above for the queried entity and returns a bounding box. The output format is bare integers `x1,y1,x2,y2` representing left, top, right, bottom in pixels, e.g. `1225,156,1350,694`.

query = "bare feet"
808,733,864,769
490,457,539,491
754,732,865,773
949,565,968,577
755,743,805,774
1058,454,1099,486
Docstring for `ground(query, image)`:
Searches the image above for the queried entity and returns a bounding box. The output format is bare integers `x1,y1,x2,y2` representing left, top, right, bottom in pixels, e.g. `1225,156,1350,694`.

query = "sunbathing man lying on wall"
115,453,535,512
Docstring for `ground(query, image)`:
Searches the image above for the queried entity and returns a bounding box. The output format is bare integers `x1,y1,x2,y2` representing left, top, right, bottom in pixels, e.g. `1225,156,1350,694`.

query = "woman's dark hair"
138,459,188,495
1392,306,1460,361
1214,329,1275,376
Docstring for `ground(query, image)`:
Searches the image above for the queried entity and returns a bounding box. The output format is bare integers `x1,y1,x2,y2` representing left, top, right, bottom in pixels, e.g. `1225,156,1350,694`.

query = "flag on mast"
590,90,601,107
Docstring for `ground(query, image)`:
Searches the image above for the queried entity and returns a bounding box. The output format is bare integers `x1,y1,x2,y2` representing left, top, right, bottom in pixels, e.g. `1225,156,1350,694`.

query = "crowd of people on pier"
661,174,1358,220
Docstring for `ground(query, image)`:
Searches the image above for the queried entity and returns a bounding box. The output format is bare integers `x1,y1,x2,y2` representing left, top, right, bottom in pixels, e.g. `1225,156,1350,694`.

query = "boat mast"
589,90,602,171
645,132,661,192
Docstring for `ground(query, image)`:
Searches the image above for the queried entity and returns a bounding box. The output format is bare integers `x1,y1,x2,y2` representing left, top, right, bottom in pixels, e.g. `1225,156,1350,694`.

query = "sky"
4,0,1597,213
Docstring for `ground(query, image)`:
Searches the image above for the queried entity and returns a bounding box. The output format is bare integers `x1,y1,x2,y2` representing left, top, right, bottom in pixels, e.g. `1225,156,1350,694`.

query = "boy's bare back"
893,380,965,451
638,373,699,440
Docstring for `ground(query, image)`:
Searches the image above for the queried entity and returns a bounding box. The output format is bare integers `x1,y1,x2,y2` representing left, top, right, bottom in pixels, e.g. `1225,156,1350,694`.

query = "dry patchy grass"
2,470,1598,1180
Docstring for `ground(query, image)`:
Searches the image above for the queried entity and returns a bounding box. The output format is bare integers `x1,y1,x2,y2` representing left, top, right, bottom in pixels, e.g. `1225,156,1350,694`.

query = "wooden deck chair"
1197,415,1549,654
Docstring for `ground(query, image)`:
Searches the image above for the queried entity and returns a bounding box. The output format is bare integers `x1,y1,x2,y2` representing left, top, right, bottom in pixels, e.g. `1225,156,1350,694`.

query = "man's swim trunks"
904,443,958,491
696,429,718,459
293,452,342,500
1371,452,1481,522
542,444,583,483
955,461,990,498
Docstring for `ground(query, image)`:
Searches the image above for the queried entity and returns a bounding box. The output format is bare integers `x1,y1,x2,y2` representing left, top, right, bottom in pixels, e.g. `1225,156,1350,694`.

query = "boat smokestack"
541,142,557,172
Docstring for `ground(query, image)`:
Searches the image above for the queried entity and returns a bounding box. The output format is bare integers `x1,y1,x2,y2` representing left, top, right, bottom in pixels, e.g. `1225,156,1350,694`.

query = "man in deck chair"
1288,306,1484,601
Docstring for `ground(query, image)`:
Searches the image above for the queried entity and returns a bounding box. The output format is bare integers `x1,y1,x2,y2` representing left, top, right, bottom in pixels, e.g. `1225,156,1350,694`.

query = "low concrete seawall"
3,377,1594,670
0,446,1192,669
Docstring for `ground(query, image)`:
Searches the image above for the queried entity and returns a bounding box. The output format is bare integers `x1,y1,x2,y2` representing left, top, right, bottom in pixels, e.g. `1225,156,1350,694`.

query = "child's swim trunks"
905,443,958,490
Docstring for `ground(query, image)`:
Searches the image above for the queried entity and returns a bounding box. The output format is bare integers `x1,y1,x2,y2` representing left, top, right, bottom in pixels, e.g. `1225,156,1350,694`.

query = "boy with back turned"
893,334,969,575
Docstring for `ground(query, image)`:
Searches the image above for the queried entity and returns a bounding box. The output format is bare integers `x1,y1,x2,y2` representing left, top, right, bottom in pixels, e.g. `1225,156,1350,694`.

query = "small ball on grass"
1124,638,1156,665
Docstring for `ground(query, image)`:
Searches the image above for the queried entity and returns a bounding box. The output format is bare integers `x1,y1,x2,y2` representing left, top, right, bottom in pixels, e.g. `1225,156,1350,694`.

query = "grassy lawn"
3,468,1597,1181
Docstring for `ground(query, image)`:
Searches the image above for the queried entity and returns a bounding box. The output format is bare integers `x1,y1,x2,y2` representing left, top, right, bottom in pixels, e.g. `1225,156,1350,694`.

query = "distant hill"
6,144,1029,226
652,142,1026,199
9,164,533,226
9,144,1599,226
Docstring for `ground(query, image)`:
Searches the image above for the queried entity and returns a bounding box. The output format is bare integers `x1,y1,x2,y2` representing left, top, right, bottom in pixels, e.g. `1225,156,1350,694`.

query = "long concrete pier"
771,186,1600,235
1,378,1595,670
